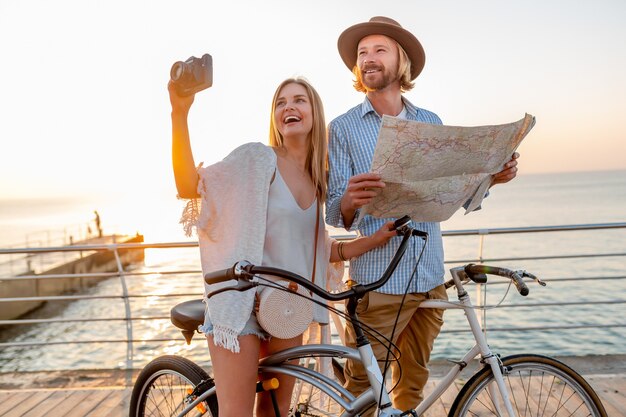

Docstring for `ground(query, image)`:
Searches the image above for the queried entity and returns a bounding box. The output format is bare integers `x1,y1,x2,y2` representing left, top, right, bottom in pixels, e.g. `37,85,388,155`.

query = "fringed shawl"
181,143,275,352
181,142,344,352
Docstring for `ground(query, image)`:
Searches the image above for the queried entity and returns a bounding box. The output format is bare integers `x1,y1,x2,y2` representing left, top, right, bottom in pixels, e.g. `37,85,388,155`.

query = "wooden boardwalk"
0,371,623,416
0,387,130,417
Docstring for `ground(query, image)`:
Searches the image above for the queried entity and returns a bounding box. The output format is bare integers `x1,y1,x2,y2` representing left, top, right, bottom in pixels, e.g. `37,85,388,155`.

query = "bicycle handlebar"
204,216,544,300
204,215,423,301
463,264,544,296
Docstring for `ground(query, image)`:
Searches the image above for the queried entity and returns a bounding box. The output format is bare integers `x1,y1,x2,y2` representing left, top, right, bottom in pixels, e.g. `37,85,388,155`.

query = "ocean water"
0,169,624,372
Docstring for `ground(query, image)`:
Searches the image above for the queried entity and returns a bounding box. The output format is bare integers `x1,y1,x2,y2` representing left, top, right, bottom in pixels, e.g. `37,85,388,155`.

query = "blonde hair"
352,41,415,93
268,77,328,202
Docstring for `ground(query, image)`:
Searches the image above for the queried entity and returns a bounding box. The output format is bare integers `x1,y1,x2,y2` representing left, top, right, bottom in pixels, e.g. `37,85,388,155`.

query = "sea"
0,169,625,372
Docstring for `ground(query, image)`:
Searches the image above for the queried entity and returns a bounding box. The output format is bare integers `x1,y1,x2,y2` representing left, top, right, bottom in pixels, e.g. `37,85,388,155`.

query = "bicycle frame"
179,265,519,417
138,214,611,417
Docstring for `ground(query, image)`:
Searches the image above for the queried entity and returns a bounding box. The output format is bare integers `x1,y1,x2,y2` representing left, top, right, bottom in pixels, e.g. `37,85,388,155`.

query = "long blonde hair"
352,40,415,93
268,77,327,202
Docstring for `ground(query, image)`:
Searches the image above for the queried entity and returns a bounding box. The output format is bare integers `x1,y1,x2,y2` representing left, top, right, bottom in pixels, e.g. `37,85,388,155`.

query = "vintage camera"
170,53,213,96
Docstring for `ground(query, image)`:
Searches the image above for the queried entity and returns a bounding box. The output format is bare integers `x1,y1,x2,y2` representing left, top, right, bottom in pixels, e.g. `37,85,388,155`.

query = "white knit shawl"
181,142,342,353
182,143,275,352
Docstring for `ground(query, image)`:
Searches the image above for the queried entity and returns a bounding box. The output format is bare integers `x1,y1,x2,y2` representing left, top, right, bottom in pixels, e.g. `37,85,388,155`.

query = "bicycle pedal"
186,389,207,414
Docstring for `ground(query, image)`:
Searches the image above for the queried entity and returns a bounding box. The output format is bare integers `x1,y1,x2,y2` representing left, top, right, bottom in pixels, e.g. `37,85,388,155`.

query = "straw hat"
337,16,425,80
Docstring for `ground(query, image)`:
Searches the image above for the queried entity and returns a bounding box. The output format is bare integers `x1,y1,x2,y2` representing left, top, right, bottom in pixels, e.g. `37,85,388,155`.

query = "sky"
1,0,625,204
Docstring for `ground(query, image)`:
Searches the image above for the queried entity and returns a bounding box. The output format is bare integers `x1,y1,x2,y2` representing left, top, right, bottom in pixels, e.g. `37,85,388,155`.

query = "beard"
360,64,397,91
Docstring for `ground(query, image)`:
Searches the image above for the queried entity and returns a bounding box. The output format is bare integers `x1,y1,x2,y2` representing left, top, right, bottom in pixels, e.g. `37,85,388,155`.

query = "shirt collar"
359,96,419,119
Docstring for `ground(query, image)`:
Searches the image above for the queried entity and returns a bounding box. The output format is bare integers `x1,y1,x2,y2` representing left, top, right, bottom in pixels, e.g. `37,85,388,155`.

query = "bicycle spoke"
473,383,498,416
288,358,348,417
130,356,217,417
450,355,606,417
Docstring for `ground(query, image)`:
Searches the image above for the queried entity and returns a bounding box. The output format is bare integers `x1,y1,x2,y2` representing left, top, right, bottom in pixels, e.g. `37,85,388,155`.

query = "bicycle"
129,216,608,417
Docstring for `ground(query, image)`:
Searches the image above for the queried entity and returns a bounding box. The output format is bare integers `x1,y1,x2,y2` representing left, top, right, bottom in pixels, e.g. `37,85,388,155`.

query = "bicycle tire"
449,354,607,417
129,355,218,417
289,357,351,417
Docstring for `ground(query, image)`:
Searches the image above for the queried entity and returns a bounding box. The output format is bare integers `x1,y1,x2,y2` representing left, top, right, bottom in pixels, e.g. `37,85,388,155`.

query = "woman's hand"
370,220,397,248
168,81,195,116
331,220,397,263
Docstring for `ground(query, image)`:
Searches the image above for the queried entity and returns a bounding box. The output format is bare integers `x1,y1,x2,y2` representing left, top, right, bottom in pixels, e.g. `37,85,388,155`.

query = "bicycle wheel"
130,355,218,417
289,357,351,417
449,354,607,417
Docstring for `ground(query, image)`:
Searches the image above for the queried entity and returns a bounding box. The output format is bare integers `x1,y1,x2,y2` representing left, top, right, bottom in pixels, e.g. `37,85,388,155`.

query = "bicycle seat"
171,299,205,344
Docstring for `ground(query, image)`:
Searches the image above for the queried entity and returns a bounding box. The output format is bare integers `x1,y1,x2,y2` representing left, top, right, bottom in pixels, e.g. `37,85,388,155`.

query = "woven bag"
257,281,313,339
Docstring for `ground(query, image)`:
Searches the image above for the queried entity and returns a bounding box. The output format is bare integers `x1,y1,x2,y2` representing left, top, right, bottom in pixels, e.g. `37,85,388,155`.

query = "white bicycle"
130,216,608,416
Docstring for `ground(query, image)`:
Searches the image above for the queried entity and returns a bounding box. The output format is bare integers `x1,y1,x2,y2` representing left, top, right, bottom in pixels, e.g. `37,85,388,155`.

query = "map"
359,113,536,223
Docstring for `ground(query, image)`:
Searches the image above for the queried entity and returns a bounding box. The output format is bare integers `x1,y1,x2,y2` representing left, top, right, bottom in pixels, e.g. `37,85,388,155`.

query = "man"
326,16,519,413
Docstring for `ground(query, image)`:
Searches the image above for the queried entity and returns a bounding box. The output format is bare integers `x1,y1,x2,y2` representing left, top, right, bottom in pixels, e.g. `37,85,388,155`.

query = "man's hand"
491,152,519,187
340,173,385,227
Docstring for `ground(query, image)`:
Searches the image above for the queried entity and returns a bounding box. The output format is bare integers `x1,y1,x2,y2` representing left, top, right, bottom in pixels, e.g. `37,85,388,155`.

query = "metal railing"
437,222,626,334
1,222,625,372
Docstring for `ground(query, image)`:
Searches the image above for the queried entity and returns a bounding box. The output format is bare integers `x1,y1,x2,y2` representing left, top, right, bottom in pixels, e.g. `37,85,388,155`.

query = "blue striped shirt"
326,97,445,294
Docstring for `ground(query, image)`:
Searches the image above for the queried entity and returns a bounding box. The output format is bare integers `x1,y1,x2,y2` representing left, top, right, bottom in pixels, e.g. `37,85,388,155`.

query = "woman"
169,76,395,417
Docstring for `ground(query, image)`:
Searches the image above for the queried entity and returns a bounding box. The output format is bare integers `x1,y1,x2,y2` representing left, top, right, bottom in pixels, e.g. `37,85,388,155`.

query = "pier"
0,234,144,320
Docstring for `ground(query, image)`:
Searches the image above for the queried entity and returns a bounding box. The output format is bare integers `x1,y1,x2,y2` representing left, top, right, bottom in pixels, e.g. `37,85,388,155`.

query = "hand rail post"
112,245,134,387
477,232,487,337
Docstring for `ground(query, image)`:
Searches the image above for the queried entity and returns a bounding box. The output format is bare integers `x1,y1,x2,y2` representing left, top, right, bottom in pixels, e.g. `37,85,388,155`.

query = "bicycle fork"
481,353,515,417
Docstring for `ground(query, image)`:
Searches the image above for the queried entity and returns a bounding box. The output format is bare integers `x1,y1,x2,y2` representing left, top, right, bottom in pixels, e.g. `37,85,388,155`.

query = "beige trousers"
343,285,448,415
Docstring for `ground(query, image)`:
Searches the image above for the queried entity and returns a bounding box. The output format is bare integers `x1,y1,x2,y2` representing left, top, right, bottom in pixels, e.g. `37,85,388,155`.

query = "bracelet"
338,241,347,262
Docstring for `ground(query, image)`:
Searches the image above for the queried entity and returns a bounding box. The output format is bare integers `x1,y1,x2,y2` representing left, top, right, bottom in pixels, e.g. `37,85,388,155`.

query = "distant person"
93,210,102,238
326,16,521,414
169,75,396,417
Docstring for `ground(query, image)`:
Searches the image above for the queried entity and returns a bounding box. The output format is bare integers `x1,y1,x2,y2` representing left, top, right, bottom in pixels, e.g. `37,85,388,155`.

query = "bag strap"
311,201,320,285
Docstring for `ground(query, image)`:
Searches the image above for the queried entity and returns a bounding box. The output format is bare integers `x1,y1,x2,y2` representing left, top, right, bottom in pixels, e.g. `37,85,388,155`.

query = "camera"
170,53,213,96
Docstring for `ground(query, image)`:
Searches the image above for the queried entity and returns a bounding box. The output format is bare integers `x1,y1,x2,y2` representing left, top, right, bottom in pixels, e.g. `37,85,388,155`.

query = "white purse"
256,281,314,339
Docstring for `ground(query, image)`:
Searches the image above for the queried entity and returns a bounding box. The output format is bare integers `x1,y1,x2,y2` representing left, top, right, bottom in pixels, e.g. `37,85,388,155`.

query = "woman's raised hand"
168,81,195,115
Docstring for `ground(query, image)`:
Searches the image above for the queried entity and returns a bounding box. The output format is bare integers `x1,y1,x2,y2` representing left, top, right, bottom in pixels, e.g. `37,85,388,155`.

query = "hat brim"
338,21,425,80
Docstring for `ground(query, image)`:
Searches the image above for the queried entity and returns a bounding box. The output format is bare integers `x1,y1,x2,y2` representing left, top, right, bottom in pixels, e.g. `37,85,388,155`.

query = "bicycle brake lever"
411,229,428,240
522,271,546,287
